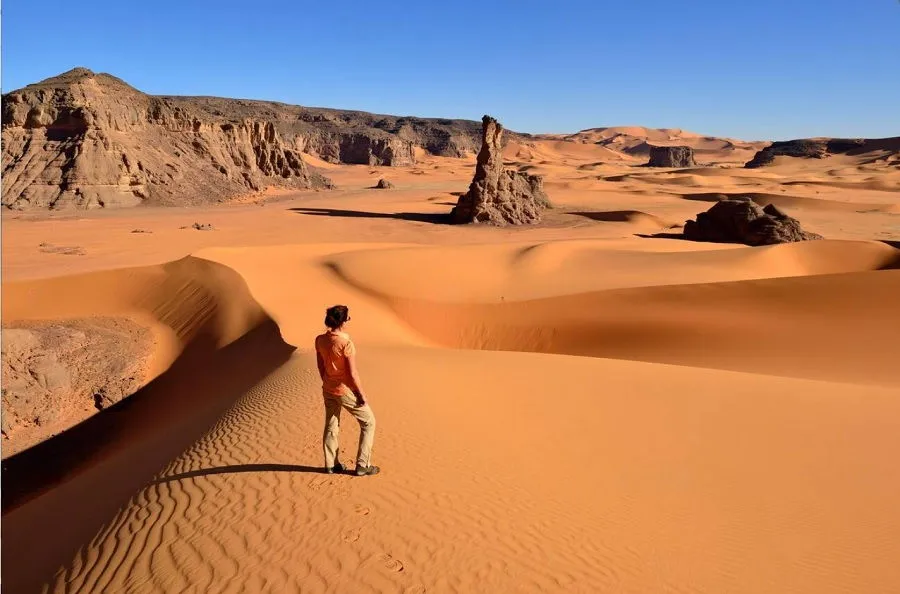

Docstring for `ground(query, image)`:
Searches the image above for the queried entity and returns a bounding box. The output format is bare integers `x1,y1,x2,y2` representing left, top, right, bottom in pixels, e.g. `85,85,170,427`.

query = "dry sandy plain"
2,132,900,593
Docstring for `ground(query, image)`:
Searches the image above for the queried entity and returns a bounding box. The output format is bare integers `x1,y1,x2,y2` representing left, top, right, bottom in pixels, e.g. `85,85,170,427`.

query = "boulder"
683,198,823,245
647,145,695,167
451,115,551,225
374,178,394,189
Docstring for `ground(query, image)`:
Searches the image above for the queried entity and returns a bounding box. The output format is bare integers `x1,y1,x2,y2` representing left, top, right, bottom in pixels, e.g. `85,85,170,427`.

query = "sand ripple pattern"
49,355,640,593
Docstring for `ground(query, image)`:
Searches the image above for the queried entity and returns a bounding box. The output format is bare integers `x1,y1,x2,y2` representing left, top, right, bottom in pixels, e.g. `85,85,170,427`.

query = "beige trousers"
323,391,376,469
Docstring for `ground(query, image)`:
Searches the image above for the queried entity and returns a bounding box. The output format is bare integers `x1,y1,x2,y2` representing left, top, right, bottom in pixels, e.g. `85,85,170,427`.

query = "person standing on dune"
314,305,380,476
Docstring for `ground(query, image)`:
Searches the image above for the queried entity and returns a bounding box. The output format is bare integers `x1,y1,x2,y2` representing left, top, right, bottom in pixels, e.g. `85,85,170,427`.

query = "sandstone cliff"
2,68,336,209
2,68,510,209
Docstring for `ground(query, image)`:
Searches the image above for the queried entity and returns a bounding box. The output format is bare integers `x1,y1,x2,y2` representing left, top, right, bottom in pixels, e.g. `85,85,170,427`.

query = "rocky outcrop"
295,109,486,160
298,130,415,166
744,137,899,168
745,139,828,168
683,198,823,245
451,116,551,225
374,178,394,189
159,97,506,164
1,316,153,456
647,145,695,167
1,68,331,209
3,68,531,210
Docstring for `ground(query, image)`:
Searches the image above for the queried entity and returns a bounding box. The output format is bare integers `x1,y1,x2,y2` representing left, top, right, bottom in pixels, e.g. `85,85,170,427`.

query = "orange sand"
2,138,899,593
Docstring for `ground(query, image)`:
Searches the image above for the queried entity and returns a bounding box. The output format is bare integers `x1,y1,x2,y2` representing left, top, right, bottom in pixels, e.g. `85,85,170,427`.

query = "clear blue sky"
2,0,898,140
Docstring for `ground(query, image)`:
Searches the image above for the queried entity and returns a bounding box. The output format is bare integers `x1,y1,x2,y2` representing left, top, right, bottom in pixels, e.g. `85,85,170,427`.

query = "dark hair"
324,305,350,330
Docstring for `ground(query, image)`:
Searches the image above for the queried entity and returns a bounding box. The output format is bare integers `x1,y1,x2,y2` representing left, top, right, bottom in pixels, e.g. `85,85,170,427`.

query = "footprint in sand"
354,504,371,516
307,477,333,490
341,528,361,543
379,553,405,573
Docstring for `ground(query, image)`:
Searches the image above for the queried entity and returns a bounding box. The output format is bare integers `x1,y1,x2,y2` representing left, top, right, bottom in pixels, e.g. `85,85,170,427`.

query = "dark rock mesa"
647,145,695,168
744,137,900,168
683,198,823,245
451,115,551,226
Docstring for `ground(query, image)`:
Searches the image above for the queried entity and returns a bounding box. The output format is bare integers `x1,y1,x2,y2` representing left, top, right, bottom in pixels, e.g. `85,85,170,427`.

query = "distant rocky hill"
539,126,768,164
745,137,900,168
1,68,497,209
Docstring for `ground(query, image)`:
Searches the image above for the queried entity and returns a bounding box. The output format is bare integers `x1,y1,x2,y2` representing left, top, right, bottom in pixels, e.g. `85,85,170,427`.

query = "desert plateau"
2,16,900,592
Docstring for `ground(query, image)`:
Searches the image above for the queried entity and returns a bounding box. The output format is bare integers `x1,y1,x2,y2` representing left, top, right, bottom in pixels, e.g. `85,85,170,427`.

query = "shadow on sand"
635,232,687,240
151,463,329,486
571,210,658,222
1,319,296,593
290,206,452,225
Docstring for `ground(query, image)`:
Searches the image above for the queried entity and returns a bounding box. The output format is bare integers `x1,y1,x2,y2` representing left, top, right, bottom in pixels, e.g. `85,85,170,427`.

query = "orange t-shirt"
315,331,356,396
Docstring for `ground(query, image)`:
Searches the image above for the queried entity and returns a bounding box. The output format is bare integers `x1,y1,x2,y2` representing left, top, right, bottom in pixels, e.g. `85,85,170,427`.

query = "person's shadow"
150,463,342,485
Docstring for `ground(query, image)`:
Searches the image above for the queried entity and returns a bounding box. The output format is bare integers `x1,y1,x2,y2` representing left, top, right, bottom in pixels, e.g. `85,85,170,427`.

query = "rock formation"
683,198,823,245
744,137,900,168
647,145,695,167
3,68,531,210
1,68,330,209
374,178,394,189
1,317,152,456
451,116,551,225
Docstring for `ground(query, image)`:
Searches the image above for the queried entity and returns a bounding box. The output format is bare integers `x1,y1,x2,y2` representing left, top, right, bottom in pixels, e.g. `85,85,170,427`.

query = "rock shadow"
289,207,452,225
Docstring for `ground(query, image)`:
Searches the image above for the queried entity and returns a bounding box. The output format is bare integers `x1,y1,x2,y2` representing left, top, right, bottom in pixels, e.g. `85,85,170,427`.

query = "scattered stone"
182,222,215,231
38,242,86,255
130,228,152,233
451,115,551,226
374,178,394,189
683,198,823,245
647,145,695,167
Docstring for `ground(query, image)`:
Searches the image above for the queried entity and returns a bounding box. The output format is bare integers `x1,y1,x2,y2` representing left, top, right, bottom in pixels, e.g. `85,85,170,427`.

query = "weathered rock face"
1,316,153,457
683,198,823,245
451,115,551,225
3,68,530,210
743,137,895,168
1,68,331,209
744,139,828,168
172,97,504,164
647,145,695,167
297,129,415,166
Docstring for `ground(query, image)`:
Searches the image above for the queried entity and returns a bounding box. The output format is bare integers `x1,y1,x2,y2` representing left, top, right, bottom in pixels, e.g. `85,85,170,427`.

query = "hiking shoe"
326,461,345,475
355,465,380,477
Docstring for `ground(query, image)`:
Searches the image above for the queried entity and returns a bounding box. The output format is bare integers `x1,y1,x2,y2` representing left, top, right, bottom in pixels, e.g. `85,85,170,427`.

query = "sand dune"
537,126,766,165
3,127,900,593
2,256,293,592
5,241,897,592
19,348,900,593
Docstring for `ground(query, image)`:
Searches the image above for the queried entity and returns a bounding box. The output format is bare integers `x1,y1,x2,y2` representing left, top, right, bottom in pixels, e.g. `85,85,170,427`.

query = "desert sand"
2,136,900,593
